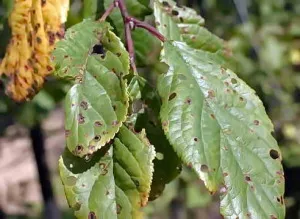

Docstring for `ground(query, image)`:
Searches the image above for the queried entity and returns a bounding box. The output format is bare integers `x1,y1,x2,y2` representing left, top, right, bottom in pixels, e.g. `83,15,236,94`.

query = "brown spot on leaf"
73,202,81,211
168,92,177,101
116,204,122,214
162,1,170,7
88,212,96,219
78,114,85,124
208,90,215,98
223,172,228,177
94,135,101,142
65,130,70,137
270,215,277,219
171,10,179,16
99,163,108,175
89,145,95,151
75,145,83,154
194,137,198,142
221,67,226,74
185,98,192,104
253,120,259,125
239,97,244,101
270,149,280,159
94,121,102,127
162,121,169,127
36,37,42,43
80,101,88,110
280,196,284,205
245,176,251,182
112,120,119,126
210,114,215,119
200,164,209,172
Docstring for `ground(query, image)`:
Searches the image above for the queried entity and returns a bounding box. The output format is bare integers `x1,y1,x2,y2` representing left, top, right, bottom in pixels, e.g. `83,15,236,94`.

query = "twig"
100,0,166,72
99,1,116,22
117,0,137,73
129,17,166,42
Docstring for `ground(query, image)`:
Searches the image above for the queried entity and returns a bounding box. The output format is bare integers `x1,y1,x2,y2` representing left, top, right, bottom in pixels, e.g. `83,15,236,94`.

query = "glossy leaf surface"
53,20,129,156
158,41,285,218
154,0,227,53
59,125,155,219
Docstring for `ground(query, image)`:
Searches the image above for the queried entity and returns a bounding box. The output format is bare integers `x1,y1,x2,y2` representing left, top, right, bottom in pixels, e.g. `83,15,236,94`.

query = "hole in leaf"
84,154,93,162
168,92,177,101
270,149,280,159
92,44,105,56
94,135,101,142
231,78,238,84
156,152,164,160
65,176,77,186
194,137,198,142
200,164,209,172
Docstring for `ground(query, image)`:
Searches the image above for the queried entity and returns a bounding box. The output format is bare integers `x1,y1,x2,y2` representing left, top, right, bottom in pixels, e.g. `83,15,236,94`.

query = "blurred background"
0,0,300,218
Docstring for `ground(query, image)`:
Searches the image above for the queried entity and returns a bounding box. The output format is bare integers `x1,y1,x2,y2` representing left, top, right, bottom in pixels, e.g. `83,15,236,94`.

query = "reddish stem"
99,2,116,22
118,0,137,73
100,0,166,72
129,17,166,42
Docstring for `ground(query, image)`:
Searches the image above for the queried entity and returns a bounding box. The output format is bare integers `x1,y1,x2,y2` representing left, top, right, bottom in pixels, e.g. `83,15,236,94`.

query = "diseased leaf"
53,20,129,157
154,0,228,54
0,0,69,102
59,125,155,219
158,41,285,218
127,76,181,200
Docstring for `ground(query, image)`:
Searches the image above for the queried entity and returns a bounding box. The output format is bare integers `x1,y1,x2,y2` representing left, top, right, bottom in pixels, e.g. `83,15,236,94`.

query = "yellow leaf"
0,0,69,102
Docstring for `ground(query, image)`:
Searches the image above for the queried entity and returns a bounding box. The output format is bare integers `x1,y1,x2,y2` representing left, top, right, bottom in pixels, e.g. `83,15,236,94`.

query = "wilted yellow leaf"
0,0,69,102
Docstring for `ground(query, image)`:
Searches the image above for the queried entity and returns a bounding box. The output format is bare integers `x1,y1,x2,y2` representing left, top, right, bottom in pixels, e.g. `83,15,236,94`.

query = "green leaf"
59,125,155,219
82,0,98,19
154,0,228,53
127,76,181,200
53,20,130,157
158,41,285,218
